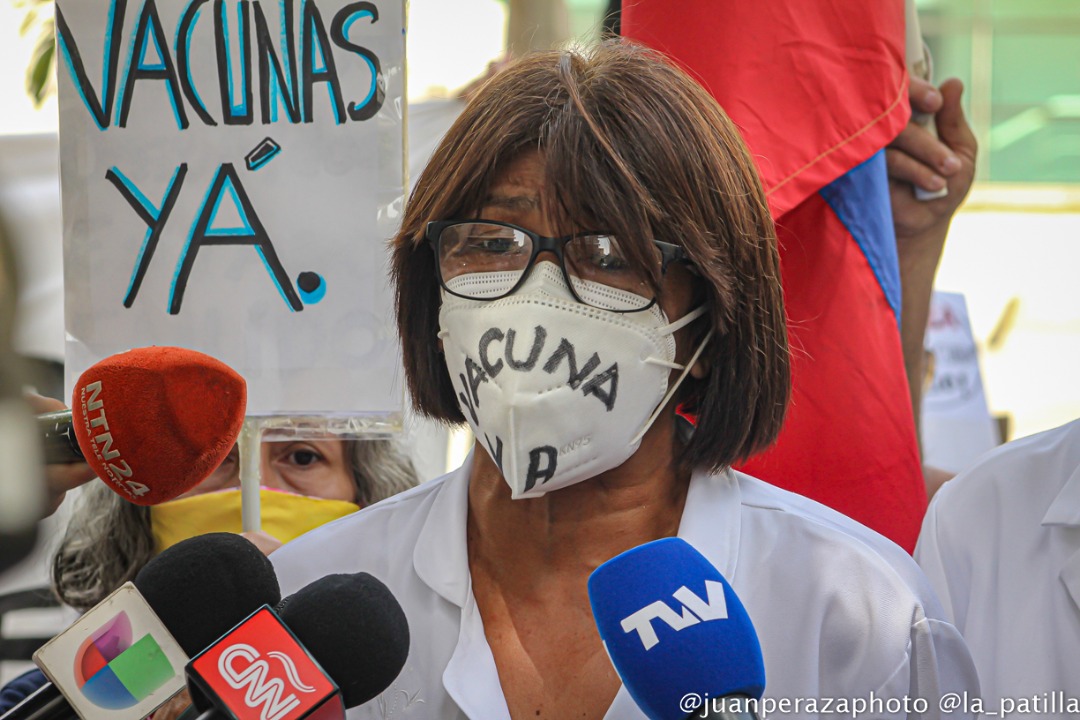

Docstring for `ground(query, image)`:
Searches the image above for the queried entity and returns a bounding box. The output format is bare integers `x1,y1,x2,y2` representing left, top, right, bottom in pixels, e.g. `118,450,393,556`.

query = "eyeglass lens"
436,222,657,310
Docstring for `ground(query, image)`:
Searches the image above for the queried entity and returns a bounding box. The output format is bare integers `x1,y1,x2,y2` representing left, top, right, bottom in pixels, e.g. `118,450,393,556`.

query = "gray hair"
348,438,419,507
51,484,153,612
52,438,418,611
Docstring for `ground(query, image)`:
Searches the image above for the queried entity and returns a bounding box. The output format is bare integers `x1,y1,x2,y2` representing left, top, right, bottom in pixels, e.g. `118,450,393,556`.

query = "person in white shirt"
917,419,1080,716
272,41,978,719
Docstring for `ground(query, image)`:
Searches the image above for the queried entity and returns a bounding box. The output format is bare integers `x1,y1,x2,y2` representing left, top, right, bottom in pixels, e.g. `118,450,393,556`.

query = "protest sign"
57,0,405,418
922,291,1000,472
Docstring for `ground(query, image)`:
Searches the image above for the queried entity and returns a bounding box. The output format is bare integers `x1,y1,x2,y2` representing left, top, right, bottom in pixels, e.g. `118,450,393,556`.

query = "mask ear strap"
630,327,715,446
662,304,707,334
646,304,710,370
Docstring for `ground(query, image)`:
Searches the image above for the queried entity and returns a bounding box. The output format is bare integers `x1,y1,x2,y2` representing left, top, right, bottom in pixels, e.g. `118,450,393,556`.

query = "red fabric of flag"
622,1,909,217
624,1,927,551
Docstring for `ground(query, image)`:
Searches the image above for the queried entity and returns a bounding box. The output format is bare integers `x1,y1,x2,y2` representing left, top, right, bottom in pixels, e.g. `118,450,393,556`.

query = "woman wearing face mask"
50,436,418,612
0,428,417,715
271,43,978,719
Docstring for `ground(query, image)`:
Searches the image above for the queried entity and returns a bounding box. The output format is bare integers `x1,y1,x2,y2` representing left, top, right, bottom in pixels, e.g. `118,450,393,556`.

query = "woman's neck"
465,416,691,592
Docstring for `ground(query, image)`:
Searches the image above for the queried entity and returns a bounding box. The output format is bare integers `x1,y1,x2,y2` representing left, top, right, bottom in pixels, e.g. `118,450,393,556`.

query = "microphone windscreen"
589,538,765,720
133,532,281,656
276,573,410,708
70,346,246,505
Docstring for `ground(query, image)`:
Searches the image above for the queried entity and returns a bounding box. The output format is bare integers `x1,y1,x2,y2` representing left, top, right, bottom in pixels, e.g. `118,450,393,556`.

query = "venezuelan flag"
624,1,926,551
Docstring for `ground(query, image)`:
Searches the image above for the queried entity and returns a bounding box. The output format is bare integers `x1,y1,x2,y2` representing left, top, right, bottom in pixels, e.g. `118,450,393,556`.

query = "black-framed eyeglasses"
426,220,689,312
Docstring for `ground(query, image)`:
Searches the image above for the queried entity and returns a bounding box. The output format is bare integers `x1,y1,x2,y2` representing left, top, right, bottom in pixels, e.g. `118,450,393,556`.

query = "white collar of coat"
410,455,746,720
1038,444,1080,616
411,450,745,609
1041,461,1080,526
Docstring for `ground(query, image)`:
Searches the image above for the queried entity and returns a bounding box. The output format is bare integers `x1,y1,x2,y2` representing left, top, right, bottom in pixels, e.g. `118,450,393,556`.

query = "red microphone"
38,346,246,505
185,573,410,720
186,606,341,720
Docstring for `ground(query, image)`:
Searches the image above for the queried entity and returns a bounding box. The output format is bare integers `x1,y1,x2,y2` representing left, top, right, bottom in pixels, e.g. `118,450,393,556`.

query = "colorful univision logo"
74,612,175,709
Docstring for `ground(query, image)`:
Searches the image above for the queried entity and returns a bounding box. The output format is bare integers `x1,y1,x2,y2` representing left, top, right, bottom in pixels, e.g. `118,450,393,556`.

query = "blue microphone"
588,538,765,720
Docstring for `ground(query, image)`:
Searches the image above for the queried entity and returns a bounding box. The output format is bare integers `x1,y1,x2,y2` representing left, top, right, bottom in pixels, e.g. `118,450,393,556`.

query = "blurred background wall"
915,0,1080,443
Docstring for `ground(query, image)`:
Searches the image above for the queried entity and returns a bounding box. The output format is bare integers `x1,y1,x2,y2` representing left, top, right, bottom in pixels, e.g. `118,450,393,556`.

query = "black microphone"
2,533,280,720
132,533,281,658
186,572,410,719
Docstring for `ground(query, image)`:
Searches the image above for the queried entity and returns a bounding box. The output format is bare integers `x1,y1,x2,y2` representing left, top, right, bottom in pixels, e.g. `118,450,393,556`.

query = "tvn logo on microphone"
34,583,189,719
620,580,729,650
188,607,339,720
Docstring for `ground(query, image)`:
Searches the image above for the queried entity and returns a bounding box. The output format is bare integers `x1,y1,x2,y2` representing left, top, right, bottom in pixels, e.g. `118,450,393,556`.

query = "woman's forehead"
479,151,608,232
485,152,545,199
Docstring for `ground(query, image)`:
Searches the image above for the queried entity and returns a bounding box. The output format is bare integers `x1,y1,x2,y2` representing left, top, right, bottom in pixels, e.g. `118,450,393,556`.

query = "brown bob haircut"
391,40,790,472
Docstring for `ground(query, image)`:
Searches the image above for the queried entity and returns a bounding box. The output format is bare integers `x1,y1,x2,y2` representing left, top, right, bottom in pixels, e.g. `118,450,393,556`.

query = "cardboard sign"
921,291,1000,473
56,0,405,417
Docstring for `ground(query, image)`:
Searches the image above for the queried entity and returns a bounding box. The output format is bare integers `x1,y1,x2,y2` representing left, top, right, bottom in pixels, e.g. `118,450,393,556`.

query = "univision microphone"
38,345,246,505
2,533,280,720
588,538,765,720
186,572,410,720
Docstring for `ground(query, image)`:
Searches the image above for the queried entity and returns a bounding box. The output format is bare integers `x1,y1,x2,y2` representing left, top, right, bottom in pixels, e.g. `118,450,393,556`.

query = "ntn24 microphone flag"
589,538,764,720
624,2,926,552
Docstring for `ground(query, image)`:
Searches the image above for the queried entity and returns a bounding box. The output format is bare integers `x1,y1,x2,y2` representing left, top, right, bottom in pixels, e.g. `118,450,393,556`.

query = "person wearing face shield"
0,429,418,716
47,434,418,610
271,42,979,719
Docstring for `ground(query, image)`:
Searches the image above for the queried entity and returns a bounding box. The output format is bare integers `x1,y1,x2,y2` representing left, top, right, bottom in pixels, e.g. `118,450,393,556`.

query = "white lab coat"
916,419,1080,716
273,454,978,719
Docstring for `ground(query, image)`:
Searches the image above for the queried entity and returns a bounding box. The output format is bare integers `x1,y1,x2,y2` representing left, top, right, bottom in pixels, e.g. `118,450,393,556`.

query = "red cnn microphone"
38,346,246,505
185,573,410,720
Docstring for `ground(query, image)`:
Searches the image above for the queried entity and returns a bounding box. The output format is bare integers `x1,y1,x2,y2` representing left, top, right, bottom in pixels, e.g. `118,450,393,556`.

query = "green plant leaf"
27,31,55,107
20,9,38,36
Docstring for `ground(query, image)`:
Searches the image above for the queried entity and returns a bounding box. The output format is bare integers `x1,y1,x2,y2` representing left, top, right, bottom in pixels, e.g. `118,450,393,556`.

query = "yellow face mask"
150,488,360,553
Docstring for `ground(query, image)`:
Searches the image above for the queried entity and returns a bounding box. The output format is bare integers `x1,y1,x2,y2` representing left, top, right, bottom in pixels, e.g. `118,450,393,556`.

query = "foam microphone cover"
589,538,765,720
134,532,281,656
70,346,246,505
276,573,410,708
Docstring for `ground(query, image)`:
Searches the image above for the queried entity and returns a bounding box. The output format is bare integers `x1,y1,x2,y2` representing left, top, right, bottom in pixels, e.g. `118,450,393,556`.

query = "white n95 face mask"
438,262,711,499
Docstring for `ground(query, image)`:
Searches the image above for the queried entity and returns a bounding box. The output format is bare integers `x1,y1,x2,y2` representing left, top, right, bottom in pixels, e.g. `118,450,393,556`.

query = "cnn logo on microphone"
188,607,342,720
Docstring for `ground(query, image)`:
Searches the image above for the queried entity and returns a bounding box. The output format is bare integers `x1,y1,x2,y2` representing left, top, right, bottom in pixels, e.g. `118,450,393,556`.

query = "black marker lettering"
214,0,254,125
118,0,189,129
581,363,619,412
505,326,545,371
170,163,301,314
483,433,504,474
54,0,127,129
176,0,217,126
330,2,383,121
456,372,478,425
542,338,600,390
478,328,504,378
523,446,558,493
464,357,487,409
106,163,188,307
301,0,346,123
253,0,300,124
